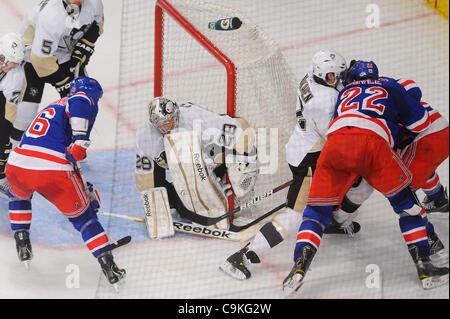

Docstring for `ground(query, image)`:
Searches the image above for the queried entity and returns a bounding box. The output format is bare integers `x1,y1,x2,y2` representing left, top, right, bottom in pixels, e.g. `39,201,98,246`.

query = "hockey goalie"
135,97,259,238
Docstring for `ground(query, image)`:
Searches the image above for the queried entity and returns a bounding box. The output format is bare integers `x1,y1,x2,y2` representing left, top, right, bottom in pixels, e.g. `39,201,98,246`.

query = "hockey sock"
424,183,444,202
294,218,323,262
70,206,110,257
248,207,302,257
9,194,32,232
387,187,416,214
399,215,430,257
248,222,281,257
418,207,435,236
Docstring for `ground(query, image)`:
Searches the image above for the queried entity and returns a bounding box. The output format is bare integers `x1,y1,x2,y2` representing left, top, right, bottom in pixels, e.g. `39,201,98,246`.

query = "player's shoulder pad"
38,0,66,28
378,76,407,94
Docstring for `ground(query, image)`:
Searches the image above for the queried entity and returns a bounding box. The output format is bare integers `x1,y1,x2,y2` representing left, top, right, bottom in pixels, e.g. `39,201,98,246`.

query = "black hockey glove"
54,73,75,98
69,23,101,72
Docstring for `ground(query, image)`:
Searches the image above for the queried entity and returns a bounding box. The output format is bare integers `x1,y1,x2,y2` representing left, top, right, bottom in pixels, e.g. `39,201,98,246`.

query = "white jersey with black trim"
29,0,104,64
285,70,340,166
0,63,25,106
135,103,243,182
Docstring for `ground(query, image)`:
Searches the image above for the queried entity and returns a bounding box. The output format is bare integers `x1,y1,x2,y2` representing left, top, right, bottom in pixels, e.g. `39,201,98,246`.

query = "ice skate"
428,232,449,267
14,230,33,269
422,187,449,213
219,244,260,280
409,245,449,289
97,251,126,292
282,245,316,295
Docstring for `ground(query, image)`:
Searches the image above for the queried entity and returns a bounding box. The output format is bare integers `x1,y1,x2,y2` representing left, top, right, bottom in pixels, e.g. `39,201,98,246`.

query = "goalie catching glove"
225,149,259,199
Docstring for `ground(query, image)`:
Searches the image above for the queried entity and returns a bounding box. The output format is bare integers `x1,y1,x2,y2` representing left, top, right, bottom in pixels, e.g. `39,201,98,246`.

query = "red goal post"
155,0,237,117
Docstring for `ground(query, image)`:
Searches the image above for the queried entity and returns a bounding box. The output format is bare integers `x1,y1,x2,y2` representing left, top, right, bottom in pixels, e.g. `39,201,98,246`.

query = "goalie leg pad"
164,131,229,229
141,187,174,239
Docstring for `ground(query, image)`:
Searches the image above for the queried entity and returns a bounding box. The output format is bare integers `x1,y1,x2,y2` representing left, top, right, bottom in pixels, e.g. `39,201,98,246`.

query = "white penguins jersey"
135,103,243,183
23,0,103,75
0,63,25,108
285,69,340,166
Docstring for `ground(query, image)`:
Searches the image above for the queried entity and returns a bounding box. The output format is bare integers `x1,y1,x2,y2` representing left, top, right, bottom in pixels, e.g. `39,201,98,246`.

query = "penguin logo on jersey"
155,151,168,169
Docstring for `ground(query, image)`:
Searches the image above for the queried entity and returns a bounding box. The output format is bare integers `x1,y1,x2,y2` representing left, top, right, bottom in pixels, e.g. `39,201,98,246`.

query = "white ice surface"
0,0,447,299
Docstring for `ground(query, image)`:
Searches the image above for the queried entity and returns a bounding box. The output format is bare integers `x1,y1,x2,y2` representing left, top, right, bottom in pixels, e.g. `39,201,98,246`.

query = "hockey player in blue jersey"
282,60,448,293
5,76,126,286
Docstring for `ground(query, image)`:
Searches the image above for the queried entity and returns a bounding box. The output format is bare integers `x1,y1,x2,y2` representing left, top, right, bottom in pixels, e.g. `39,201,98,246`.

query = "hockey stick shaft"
229,202,287,232
199,179,293,226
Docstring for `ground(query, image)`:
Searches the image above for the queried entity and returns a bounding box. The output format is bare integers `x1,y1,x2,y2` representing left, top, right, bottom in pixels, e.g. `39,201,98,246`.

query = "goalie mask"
148,97,180,134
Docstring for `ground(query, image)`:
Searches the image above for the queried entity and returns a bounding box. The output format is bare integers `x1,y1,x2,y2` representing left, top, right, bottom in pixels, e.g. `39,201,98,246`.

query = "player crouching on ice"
135,97,259,238
282,61,448,294
5,76,126,287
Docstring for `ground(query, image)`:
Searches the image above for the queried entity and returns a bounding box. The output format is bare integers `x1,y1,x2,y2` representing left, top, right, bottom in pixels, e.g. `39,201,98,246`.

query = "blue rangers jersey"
7,92,97,171
327,77,430,148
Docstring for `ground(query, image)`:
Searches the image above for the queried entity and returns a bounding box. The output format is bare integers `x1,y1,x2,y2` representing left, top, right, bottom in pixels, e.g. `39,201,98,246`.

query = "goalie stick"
98,201,287,242
178,179,293,226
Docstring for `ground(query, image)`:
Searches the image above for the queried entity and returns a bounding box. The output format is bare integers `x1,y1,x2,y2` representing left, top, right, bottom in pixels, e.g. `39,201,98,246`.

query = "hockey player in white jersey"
0,33,26,197
135,97,259,238
220,50,354,280
9,0,104,157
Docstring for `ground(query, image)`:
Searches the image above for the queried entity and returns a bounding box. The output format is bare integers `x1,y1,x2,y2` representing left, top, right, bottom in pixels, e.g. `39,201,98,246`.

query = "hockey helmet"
69,76,103,103
344,60,379,85
312,50,347,87
0,33,25,66
148,97,180,134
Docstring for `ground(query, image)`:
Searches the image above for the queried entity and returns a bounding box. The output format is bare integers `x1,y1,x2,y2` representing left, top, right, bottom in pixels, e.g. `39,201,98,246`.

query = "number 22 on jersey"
337,86,388,115
25,108,56,138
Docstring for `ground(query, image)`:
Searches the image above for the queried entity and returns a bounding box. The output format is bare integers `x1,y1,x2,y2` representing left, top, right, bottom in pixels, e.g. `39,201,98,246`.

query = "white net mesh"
157,0,297,219
97,0,449,299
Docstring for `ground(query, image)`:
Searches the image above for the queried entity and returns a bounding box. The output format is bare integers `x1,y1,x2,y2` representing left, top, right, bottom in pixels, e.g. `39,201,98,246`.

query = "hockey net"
153,0,297,221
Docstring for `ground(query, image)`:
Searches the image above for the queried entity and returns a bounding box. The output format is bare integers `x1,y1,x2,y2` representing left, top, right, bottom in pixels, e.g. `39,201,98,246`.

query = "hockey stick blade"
105,235,132,252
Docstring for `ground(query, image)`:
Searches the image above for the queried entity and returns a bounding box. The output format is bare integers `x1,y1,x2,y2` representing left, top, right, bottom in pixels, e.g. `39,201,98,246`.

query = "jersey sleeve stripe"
405,112,430,133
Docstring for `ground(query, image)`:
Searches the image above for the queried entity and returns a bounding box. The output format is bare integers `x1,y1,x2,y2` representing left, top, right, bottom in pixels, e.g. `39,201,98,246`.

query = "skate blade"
112,283,120,293
282,273,305,297
421,273,449,289
219,262,248,280
23,260,31,270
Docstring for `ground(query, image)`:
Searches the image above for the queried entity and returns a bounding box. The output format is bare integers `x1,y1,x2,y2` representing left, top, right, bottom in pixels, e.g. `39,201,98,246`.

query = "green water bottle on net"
208,17,242,31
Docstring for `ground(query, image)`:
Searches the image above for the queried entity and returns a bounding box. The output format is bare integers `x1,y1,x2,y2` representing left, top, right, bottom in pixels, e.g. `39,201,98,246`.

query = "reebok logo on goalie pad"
173,222,231,239
193,153,207,181
142,193,152,217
